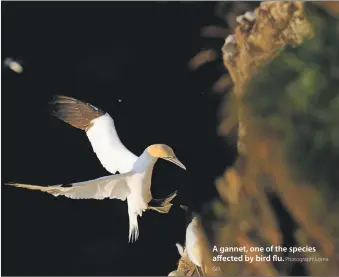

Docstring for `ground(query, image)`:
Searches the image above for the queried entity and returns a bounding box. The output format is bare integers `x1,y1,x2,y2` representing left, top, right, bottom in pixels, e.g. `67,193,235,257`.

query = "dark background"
1,2,236,275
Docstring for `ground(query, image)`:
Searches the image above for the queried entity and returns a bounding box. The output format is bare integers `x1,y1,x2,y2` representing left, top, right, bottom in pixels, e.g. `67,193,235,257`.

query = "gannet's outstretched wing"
50,95,138,174
6,174,132,200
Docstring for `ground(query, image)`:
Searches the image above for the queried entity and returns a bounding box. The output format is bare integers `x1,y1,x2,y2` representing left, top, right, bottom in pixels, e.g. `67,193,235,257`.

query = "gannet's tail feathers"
176,243,184,257
5,174,132,201
148,190,178,214
50,95,105,132
127,207,139,243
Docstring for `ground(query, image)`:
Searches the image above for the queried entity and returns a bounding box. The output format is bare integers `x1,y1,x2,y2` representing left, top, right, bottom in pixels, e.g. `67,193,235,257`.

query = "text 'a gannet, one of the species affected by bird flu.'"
6,95,186,242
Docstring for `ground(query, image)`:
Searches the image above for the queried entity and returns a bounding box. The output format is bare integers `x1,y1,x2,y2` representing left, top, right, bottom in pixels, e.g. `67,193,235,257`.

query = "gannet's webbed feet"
148,190,178,214
148,205,172,213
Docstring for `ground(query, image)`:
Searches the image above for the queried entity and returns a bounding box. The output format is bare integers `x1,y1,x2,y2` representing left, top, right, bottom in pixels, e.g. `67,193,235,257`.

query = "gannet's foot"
148,190,178,214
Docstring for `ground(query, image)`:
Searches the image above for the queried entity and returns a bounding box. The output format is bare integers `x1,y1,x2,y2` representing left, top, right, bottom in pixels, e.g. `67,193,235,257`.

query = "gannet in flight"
3,57,23,74
6,95,186,242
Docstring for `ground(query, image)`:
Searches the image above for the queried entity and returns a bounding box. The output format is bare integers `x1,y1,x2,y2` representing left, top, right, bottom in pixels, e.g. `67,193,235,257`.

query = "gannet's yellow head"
147,144,186,170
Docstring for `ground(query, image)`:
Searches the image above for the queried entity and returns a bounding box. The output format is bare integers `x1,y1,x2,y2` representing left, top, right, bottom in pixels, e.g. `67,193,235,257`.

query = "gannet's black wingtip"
48,95,105,131
48,95,68,105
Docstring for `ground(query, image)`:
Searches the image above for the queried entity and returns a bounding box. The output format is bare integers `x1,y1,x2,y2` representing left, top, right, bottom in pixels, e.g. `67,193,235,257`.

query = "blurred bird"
177,205,204,275
6,95,186,242
3,57,23,73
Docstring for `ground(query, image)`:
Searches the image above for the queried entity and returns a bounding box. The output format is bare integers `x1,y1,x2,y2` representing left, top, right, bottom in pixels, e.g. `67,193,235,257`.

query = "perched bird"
6,95,186,242
177,205,204,275
3,57,23,74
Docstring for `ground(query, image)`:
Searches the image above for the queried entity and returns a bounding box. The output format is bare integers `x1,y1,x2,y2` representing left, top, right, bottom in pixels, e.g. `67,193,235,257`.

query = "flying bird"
3,57,23,74
6,95,186,242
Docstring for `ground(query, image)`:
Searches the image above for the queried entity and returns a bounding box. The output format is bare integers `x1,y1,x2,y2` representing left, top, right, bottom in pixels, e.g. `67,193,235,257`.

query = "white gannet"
177,205,204,275
6,95,186,242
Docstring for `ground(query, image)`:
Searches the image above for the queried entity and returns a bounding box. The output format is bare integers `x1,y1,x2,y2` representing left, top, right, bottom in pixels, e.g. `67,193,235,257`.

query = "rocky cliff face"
174,2,339,276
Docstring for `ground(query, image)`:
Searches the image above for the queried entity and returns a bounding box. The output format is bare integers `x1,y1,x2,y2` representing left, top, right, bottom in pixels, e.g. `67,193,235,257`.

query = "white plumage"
185,217,202,267
178,205,203,270
176,243,184,257
86,113,138,174
7,95,186,243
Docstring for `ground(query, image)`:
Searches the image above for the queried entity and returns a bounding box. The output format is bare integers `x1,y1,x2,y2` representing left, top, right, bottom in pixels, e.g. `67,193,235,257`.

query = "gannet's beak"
164,157,186,170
